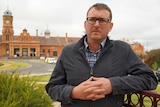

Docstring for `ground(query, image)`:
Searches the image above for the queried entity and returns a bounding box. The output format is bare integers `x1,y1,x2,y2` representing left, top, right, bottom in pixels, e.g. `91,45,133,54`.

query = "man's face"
84,8,113,43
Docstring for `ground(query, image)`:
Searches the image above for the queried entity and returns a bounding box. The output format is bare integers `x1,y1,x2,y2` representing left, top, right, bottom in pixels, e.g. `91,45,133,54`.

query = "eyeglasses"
86,17,110,25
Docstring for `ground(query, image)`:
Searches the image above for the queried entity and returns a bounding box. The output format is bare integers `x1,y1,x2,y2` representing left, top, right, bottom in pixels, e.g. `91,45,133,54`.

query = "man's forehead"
87,8,110,17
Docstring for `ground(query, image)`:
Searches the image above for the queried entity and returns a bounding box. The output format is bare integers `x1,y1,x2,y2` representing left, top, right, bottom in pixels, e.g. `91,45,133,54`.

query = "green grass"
152,85,160,92
0,61,29,70
30,74,51,82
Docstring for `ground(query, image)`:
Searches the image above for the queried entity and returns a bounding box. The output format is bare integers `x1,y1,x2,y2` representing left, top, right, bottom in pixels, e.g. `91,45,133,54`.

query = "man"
46,3,158,107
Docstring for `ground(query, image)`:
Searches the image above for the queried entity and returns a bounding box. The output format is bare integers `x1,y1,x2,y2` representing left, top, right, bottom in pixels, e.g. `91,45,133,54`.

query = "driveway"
0,59,55,75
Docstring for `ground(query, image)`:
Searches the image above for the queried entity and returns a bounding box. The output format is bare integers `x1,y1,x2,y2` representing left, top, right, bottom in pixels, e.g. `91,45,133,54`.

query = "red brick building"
122,38,145,59
131,42,144,56
0,9,80,59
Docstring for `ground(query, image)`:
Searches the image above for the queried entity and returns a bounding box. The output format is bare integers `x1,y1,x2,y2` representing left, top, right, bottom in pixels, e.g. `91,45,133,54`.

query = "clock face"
6,20,10,24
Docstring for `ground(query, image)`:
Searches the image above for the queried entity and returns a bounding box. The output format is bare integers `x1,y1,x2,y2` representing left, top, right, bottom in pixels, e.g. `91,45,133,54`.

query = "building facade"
131,42,144,56
0,9,79,59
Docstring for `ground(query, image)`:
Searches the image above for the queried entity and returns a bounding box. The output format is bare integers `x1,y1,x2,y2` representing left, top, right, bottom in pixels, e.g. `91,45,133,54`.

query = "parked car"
156,68,160,82
45,57,57,64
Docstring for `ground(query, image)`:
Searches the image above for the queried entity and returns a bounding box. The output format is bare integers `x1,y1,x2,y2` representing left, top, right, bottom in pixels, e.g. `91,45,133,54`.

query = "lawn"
30,74,51,82
0,61,29,70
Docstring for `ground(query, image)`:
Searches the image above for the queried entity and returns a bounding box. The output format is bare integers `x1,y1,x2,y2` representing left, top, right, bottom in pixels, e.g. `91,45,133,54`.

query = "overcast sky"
0,0,160,51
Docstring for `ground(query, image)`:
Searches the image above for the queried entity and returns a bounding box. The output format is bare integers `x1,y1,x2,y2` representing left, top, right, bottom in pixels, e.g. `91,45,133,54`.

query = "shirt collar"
84,37,106,50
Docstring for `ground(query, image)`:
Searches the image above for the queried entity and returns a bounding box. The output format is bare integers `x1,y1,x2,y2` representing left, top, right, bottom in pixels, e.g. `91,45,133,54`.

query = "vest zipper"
90,68,93,76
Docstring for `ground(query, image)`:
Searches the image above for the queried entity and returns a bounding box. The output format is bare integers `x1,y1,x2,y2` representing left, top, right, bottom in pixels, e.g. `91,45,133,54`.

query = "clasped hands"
71,77,112,101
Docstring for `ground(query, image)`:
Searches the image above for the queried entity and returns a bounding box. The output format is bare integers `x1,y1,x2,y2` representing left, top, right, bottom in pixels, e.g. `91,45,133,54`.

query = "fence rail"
123,91,160,107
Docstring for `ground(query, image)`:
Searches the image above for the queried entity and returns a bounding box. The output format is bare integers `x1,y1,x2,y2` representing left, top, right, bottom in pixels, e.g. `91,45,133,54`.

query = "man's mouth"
93,30,100,33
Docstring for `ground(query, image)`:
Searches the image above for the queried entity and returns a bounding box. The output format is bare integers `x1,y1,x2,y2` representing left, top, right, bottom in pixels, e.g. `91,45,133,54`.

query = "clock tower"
2,8,14,43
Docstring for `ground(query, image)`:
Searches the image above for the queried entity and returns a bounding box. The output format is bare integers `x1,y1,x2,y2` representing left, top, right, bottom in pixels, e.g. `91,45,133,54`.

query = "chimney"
65,33,68,44
36,29,38,40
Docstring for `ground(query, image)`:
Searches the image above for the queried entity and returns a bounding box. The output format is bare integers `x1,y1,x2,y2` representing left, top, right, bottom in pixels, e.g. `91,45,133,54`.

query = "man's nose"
94,20,100,26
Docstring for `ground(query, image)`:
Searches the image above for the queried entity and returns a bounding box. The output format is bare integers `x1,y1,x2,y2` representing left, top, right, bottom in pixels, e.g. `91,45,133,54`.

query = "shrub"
0,71,53,107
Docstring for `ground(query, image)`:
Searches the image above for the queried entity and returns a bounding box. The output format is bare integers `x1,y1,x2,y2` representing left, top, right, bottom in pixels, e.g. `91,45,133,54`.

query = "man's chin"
90,35,102,41
91,33,101,38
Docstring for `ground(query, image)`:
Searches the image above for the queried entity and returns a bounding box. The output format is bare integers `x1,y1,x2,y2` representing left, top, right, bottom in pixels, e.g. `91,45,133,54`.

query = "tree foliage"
145,49,160,70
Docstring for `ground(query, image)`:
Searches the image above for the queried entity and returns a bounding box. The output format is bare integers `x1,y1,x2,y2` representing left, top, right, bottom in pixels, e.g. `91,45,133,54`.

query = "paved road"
0,59,55,75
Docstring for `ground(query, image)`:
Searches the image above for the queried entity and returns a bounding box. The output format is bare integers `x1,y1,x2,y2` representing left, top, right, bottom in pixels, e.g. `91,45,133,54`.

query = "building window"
22,48,28,56
30,48,36,57
6,35,9,41
40,49,45,56
53,51,57,56
14,48,20,57
48,49,50,53
53,48,57,56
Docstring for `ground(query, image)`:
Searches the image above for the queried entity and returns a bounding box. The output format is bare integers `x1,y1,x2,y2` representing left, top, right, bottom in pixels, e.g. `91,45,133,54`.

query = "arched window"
6,35,9,41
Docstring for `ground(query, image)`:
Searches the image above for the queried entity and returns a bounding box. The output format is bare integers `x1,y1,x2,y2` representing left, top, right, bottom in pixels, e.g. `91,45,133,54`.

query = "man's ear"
109,22,113,32
84,21,87,28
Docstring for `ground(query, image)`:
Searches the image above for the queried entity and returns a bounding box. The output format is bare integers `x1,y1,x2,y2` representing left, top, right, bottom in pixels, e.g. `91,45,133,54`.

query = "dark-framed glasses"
86,17,110,25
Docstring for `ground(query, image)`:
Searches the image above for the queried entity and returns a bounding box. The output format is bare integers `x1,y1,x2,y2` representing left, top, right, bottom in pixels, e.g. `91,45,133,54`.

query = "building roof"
38,36,80,46
0,35,80,46
3,9,12,16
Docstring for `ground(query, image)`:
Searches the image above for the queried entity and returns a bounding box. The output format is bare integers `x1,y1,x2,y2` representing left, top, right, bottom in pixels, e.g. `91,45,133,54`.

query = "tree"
152,62,158,71
145,49,160,69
